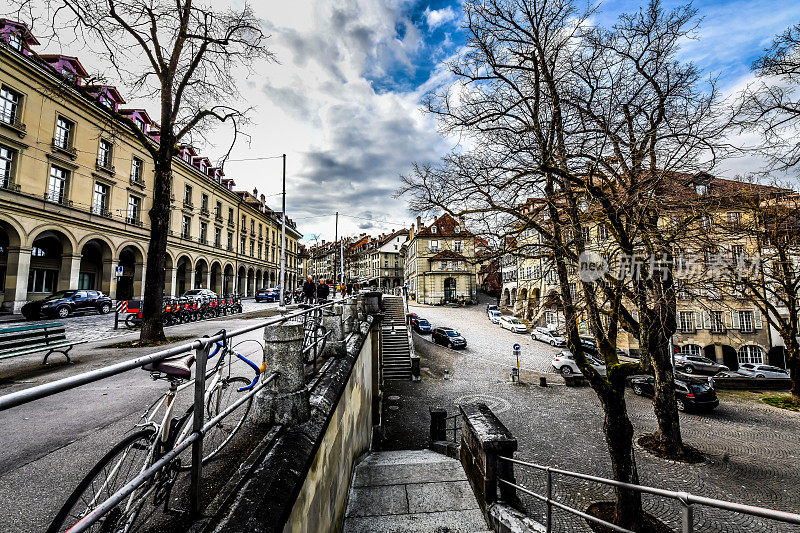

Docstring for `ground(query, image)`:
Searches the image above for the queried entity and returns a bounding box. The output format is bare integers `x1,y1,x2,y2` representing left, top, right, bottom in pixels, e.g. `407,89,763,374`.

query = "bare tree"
25,0,272,342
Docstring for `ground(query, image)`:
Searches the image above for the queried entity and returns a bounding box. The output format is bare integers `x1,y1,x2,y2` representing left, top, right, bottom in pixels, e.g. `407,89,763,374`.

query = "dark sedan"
631,376,719,412
431,327,467,349
22,290,113,320
408,315,432,334
255,288,279,302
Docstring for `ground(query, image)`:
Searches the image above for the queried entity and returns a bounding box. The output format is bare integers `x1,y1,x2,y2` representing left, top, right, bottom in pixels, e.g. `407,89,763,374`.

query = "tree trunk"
601,388,643,530
649,331,683,454
139,163,172,343
787,340,800,403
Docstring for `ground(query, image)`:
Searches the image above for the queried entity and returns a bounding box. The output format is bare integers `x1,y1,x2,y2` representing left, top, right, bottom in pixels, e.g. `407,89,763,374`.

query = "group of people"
301,276,358,304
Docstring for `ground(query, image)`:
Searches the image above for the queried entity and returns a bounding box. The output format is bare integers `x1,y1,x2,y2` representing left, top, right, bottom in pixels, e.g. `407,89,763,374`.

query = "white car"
488,309,502,324
736,364,790,379
499,315,528,333
552,350,607,376
531,327,565,347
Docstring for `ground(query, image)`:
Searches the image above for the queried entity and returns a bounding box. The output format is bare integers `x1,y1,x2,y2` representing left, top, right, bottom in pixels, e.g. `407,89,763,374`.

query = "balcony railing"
183,200,194,210
215,214,224,222
227,219,234,228
200,206,210,216
51,138,77,159
95,161,115,174
43,192,72,206
0,180,21,192
130,175,145,187
126,216,143,227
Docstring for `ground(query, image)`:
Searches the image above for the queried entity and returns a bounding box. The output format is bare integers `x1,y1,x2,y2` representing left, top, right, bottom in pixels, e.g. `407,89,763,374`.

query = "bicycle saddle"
142,353,196,379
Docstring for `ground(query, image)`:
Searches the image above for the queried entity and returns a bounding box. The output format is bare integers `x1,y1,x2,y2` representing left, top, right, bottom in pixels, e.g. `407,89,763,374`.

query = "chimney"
416,216,422,230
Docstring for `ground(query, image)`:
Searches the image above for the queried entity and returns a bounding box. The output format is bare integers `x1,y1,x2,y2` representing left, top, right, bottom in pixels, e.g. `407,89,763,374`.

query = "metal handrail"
0,298,343,412
0,297,357,532
497,455,800,533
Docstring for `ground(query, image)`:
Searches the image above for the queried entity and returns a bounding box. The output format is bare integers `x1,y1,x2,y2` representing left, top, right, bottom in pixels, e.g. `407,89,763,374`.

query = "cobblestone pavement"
386,296,800,533
0,299,278,343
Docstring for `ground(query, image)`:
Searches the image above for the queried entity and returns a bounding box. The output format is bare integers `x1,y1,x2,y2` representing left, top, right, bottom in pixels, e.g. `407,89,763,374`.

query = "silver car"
674,355,728,375
552,350,607,376
736,364,789,379
531,327,565,346
499,315,528,333
487,309,502,324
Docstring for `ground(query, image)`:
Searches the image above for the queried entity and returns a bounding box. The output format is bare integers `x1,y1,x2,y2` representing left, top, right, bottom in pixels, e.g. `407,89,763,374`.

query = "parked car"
411,317,432,334
181,288,218,302
631,376,719,412
486,304,498,312
255,288,279,303
488,309,502,324
531,327,566,346
552,350,607,376
432,327,467,349
499,315,528,333
736,364,790,379
674,355,729,375
579,337,599,356
22,290,113,320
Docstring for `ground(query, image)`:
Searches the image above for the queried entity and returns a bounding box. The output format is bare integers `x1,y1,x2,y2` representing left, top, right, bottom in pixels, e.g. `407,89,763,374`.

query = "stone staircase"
343,450,490,533
381,296,412,381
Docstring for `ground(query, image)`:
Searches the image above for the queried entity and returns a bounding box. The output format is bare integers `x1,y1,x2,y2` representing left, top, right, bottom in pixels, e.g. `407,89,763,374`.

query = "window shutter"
754,310,763,329
694,311,702,330
703,311,711,330
731,311,740,329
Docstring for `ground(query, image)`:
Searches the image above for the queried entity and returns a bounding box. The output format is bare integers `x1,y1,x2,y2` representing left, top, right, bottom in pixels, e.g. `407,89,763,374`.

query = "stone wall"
283,323,375,533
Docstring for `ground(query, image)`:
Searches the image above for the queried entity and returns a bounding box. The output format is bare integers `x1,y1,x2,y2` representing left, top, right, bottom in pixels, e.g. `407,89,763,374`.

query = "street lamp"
278,153,287,312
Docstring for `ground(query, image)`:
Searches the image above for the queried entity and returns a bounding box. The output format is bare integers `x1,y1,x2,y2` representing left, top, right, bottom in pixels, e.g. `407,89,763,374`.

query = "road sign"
513,343,521,351
115,266,124,277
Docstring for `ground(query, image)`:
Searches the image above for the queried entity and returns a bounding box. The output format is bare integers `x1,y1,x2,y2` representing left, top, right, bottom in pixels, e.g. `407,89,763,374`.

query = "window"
739,310,753,333
184,184,193,205
214,227,221,247
99,93,114,109
201,193,208,212
127,195,141,224
431,226,437,234
97,139,112,169
215,201,222,219
581,226,591,243
47,165,68,203
679,311,695,333
597,225,608,240
258,242,263,258
131,157,143,183
258,223,263,237
429,240,440,252
241,214,246,229
250,220,255,233
240,236,246,254
54,117,73,149
738,345,763,365
710,311,725,334
228,207,234,224
453,241,463,252
731,244,745,261
199,222,208,244
680,345,702,358
227,231,233,251
181,215,191,239
7,32,21,51
0,145,14,188
92,183,109,215
134,117,145,131
250,240,255,256
727,212,741,226
695,183,707,196
27,269,57,293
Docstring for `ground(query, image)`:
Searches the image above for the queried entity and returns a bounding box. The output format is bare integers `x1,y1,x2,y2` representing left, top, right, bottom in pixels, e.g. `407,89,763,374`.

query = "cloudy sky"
17,0,800,242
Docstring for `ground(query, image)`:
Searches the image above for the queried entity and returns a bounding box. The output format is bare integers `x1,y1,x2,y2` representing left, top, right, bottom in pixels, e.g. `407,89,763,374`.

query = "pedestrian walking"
317,278,330,302
346,283,353,297
303,276,316,304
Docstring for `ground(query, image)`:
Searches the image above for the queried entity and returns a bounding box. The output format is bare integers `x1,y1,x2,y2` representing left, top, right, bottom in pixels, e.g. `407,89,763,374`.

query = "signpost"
511,343,521,383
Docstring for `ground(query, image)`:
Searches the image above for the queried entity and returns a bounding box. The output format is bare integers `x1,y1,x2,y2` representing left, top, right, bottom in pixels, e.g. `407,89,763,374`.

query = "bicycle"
47,333,265,533
298,303,331,367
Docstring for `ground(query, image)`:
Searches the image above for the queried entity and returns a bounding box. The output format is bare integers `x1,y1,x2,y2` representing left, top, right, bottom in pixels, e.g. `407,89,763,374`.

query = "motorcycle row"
125,296,243,329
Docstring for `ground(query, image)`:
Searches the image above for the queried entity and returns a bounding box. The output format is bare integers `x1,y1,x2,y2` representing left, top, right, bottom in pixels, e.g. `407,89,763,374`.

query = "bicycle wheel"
48,428,156,533
125,314,140,329
305,324,327,363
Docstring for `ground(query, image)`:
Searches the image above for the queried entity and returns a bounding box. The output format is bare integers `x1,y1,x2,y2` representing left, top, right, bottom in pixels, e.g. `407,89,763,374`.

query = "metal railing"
497,455,800,533
0,299,349,531
443,412,461,443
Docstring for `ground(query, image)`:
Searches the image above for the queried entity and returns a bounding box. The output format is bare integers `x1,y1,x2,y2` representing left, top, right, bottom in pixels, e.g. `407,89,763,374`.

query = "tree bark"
649,333,683,453
139,160,172,343
787,338,800,402
600,386,643,530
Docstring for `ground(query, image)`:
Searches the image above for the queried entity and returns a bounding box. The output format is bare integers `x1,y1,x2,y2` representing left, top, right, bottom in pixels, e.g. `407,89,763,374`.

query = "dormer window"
61,67,74,81
431,226,437,234
134,117,145,131
695,183,707,196
100,93,113,109
7,32,21,51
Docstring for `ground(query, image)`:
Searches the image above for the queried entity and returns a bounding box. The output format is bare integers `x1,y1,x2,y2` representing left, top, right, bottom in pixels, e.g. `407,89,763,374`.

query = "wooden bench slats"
0,321,83,364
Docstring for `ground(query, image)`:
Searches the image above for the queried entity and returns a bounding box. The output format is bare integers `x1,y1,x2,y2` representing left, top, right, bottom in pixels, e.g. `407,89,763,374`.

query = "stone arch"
28,225,77,255
517,288,528,317
175,255,193,296
210,261,223,295
738,345,764,366
237,265,246,295
0,219,26,311
80,238,113,293
194,258,209,289
256,269,263,290
721,344,737,371
224,263,235,296
247,267,255,297
767,346,788,368
114,240,147,261
502,288,511,307
269,271,276,285
28,228,77,295
117,244,146,300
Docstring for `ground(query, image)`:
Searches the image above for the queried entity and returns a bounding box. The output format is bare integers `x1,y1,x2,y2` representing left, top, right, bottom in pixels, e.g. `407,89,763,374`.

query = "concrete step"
344,450,486,533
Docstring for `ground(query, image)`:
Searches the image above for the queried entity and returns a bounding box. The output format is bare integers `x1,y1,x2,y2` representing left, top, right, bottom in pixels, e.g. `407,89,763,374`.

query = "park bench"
0,323,85,364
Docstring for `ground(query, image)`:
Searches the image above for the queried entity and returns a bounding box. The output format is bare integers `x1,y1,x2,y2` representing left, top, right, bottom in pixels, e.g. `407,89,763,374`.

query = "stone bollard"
251,321,310,428
322,305,345,358
343,299,359,335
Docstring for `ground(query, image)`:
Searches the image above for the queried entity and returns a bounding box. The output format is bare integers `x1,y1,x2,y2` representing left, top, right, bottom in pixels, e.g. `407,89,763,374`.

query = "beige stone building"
0,19,300,312
405,213,477,304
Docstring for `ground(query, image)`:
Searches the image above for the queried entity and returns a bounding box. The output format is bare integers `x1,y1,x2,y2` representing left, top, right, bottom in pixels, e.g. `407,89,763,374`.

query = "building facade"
0,20,300,312
405,213,477,304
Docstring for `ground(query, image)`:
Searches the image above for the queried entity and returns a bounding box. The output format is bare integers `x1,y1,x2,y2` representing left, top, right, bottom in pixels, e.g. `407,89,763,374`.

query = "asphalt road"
0,309,278,533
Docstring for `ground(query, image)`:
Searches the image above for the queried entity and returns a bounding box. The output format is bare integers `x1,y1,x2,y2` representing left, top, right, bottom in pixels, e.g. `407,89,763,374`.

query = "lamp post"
278,154,287,312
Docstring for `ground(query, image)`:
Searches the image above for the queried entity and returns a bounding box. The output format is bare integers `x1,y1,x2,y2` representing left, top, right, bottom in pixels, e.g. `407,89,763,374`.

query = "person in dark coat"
303,276,316,303
346,283,353,297
317,279,330,302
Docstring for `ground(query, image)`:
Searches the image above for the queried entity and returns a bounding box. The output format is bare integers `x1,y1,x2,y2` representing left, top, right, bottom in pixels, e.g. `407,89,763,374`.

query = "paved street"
0,311,280,533
386,297,800,533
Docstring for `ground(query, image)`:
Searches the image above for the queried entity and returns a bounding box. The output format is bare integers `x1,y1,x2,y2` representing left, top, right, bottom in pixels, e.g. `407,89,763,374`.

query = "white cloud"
423,6,459,30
